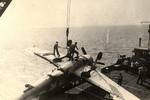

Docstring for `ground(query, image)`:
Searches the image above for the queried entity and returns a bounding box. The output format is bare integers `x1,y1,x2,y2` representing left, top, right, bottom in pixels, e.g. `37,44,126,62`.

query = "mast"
104,29,110,51
106,29,110,44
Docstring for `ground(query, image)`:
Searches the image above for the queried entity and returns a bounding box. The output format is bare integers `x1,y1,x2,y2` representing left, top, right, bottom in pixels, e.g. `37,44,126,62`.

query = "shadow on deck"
39,85,109,100
106,71,150,100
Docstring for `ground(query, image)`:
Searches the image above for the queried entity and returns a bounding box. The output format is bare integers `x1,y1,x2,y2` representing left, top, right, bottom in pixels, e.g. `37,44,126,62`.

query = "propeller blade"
81,47,87,55
94,52,103,66
96,62,105,65
96,52,103,60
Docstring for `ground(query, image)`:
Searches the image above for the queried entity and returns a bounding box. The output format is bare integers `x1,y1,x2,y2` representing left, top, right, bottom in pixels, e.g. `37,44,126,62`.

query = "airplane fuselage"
18,55,93,100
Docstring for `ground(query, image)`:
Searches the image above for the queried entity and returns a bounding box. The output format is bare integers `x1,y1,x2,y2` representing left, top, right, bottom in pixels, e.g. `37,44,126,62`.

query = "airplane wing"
26,47,66,67
74,66,140,100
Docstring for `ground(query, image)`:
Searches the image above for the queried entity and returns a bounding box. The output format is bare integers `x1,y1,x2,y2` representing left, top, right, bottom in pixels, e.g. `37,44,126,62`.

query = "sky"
0,0,150,29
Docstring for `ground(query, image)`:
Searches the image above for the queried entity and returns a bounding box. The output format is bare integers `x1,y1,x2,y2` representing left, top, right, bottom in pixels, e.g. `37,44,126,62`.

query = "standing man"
66,39,72,60
137,66,144,85
53,41,60,57
68,42,79,61
68,41,74,61
72,42,79,58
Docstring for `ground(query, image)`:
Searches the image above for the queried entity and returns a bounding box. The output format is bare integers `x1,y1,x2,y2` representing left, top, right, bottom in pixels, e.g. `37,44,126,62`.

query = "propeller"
81,47,104,65
81,52,104,78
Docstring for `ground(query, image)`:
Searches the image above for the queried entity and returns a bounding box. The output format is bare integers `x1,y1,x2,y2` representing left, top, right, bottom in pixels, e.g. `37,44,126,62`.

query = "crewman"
115,55,126,66
67,39,72,47
69,42,79,60
72,42,79,58
118,73,123,86
66,40,72,60
137,66,144,85
53,41,60,57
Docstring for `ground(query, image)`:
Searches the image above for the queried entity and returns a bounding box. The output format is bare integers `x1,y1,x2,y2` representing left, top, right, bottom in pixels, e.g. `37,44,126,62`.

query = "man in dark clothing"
68,43,74,61
67,42,79,61
66,40,73,60
53,41,60,57
67,40,72,47
118,73,123,86
72,42,79,58
137,66,144,85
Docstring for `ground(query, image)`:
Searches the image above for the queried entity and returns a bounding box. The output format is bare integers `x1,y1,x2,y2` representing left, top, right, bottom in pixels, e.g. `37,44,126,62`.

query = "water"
0,25,148,99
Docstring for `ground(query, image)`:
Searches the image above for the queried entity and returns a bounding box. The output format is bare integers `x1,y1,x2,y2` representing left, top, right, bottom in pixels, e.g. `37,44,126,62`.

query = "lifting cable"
66,0,72,47
66,0,71,28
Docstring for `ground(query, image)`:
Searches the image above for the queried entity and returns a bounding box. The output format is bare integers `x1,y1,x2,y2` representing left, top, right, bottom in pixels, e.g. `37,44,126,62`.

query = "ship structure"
102,24,150,100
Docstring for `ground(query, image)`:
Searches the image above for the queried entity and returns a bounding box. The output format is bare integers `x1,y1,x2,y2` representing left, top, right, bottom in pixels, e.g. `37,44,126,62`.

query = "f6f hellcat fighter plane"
18,45,140,100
